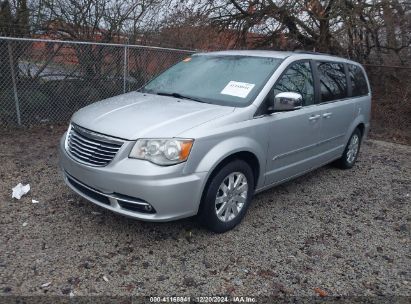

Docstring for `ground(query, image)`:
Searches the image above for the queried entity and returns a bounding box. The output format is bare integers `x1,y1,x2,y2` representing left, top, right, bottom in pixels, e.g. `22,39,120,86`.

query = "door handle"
309,114,321,121
323,112,332,119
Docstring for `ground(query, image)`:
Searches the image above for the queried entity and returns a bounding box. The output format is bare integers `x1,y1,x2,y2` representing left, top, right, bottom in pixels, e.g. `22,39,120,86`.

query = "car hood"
71,92,235,140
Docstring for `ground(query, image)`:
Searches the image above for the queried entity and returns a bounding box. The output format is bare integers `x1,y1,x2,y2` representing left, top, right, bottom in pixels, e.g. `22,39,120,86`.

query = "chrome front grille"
66,124,123,166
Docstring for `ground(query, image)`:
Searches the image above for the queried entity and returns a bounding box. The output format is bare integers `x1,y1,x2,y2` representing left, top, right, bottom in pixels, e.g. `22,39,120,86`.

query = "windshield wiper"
156,92,208,103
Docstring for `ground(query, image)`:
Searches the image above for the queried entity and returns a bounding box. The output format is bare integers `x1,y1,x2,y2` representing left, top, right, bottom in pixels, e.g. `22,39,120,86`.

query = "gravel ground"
0,126,410,297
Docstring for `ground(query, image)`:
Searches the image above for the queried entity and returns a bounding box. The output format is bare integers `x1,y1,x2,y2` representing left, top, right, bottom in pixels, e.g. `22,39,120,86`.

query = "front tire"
335,128,362,169
198,159,254,233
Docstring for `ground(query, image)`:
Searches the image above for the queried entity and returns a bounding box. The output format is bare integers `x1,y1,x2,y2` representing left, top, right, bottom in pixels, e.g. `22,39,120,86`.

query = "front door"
263,61,324,186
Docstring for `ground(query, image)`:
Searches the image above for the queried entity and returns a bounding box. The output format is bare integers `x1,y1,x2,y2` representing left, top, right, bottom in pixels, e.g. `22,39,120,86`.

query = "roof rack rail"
293,50,331,56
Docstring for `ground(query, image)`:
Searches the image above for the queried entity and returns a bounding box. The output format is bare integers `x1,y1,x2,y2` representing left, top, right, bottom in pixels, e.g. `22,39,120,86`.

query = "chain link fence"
1,37,410,144
0,37,194,126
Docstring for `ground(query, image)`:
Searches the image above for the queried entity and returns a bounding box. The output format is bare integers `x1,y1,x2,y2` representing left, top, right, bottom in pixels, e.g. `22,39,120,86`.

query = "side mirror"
270,92,303,112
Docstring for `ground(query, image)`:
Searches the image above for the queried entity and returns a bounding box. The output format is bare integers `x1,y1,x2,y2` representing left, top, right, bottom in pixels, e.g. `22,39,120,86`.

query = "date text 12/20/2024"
149,296,257,303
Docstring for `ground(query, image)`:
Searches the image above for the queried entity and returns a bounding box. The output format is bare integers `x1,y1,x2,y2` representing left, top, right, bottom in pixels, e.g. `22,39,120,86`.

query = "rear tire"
335,128,362,169
198,159,254,233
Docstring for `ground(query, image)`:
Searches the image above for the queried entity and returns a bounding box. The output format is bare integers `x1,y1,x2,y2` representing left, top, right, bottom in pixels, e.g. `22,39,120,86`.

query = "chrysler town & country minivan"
59,50,371,232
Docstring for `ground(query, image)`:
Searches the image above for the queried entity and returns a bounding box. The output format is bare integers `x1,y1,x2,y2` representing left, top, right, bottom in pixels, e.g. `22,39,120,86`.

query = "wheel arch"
205,151,260,190
197,150,261,216
345,117,366,145
356,122,365,137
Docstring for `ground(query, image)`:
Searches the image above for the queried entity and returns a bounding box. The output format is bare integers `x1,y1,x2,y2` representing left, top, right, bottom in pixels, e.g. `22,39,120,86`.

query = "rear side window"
348,64,369,96
273,61,315,106
317,62,347,102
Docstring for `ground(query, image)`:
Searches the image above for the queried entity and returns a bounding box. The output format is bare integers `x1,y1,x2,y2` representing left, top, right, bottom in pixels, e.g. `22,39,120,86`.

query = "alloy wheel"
215,172,248,222
346,134,360,164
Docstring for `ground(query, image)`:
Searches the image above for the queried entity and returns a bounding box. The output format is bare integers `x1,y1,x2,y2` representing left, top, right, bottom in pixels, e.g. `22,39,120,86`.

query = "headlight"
129,138,194,165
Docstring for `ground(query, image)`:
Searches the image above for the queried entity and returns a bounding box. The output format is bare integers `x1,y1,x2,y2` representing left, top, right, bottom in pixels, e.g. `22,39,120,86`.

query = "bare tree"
193,0,410,64
3,0,410,66
26,0,165,81
0,0,31,86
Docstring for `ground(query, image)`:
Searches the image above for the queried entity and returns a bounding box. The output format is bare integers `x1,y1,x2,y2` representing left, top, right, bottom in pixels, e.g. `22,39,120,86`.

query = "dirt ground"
0,126,410,297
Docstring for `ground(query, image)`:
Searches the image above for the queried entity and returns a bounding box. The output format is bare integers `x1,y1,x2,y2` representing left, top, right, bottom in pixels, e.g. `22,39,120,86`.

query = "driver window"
273,61,315,106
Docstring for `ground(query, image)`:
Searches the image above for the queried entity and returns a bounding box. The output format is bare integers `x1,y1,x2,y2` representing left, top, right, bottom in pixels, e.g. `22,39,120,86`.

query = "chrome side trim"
272,134,345,161
257,151,342,194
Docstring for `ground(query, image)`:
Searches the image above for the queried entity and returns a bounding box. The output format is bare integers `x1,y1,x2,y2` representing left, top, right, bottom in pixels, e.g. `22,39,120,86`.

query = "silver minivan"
59,50,371,232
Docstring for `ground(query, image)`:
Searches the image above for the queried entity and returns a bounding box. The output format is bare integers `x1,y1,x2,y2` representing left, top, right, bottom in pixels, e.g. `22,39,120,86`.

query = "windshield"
141,55,283,107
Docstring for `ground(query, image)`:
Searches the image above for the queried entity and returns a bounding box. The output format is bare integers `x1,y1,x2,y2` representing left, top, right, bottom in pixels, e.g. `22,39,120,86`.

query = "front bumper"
59,134,207,221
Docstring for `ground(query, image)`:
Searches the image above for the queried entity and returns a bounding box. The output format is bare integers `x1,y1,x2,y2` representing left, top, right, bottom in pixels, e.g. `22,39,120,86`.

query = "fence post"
123,41,128,94
7,41,22,126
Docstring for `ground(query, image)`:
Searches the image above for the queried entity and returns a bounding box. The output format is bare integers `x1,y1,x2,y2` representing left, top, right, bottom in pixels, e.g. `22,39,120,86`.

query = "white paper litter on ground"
12,183,30,199
103,275,109,282
69,291,75,297
32,199,39,204
22,222,28,227
41,282,51,288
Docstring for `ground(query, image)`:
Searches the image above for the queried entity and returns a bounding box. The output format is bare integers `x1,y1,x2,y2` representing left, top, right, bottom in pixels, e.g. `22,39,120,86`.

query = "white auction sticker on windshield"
221,81,255,98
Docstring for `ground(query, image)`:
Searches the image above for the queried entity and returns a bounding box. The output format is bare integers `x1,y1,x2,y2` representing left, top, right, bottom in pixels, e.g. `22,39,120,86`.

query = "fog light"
144,205,153,212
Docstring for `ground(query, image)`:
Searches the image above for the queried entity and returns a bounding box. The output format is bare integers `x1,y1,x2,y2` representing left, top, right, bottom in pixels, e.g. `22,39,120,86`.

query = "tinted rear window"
317,62,348,102
348,64,369,96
